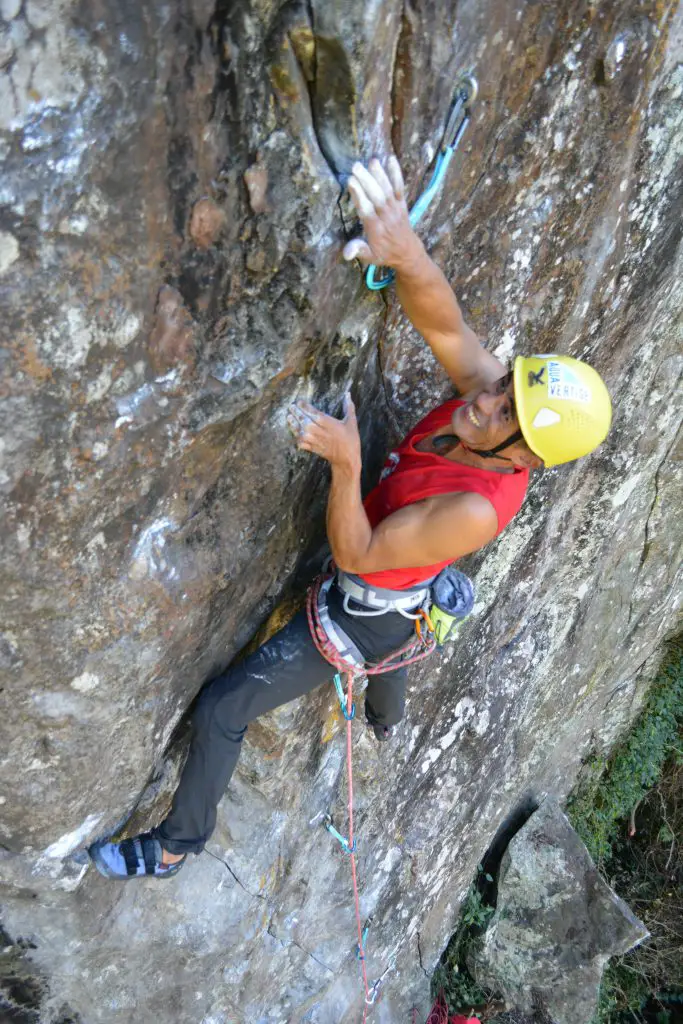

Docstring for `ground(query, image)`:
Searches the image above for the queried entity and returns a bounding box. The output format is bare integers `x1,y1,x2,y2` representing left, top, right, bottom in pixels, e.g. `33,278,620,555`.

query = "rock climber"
90,157,612,879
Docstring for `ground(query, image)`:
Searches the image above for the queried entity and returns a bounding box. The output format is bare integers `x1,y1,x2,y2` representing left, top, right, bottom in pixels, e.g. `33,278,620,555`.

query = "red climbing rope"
424,993,480,1024
305,571,437,1019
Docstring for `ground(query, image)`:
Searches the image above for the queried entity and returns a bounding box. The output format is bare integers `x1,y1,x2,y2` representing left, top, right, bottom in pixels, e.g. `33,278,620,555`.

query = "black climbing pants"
156,583,416,855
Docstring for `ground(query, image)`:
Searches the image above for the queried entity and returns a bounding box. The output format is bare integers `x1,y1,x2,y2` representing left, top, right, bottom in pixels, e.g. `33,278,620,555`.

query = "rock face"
470,799,649,1024
0,0,681,1021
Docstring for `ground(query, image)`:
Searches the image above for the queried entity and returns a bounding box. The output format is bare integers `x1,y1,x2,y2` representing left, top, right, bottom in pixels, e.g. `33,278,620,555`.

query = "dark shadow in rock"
479,792,541,907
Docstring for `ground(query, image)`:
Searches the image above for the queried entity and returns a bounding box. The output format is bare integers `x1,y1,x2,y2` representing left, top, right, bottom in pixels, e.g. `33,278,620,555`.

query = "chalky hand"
288,395,361,470
343,157,421,270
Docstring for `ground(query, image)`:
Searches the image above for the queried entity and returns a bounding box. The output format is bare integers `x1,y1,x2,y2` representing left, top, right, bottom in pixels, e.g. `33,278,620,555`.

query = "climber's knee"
364,695,405,729
364,668,407,727
192,669,248,739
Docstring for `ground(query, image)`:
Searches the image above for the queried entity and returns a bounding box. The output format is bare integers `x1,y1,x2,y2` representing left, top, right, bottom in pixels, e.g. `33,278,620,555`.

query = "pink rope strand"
305,572,437,1020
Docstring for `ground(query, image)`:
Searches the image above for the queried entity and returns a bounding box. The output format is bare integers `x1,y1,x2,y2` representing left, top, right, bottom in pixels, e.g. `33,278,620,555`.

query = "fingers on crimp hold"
351,162,387,209
347,177,376,220
368,158,394,201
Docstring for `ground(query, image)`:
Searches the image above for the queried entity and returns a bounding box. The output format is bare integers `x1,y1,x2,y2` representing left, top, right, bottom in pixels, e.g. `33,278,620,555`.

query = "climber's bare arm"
344,158,505,396
327,474,497,575
288,398,497,574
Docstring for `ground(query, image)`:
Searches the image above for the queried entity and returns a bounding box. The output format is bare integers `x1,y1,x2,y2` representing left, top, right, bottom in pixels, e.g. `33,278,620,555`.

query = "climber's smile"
452,373,518,451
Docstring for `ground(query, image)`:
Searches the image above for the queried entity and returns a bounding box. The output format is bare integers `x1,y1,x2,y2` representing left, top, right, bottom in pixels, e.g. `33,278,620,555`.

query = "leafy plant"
431,869,495,1013
567,640,683,866
568,638,683,1023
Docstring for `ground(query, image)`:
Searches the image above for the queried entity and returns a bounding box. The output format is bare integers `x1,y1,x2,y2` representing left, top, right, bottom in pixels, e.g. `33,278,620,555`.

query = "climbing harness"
305,564,474,1018
336,569,434,619
365,72,478,291
307,570,439,674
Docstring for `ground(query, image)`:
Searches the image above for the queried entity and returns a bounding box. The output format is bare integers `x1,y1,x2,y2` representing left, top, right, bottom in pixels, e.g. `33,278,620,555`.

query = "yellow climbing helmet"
513,354,612,467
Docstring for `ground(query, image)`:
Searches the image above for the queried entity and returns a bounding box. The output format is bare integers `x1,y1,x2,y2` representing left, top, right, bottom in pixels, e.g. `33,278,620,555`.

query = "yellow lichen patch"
259,860,279,893
243,593,304,657
321,708,339,744
289,26,315,81
269,58,301,104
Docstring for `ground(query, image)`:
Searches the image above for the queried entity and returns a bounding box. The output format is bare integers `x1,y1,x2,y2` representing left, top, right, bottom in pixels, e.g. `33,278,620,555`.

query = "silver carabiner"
442,73,478,152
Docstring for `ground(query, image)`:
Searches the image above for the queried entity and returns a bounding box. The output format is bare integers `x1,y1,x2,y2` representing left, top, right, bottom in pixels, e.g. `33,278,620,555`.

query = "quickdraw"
355,917,372,960
324,813,356,854
334,672,356,720
366,73,478,291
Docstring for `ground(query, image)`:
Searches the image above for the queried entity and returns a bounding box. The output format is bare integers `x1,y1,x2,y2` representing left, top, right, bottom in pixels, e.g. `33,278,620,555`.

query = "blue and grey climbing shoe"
89,832,186,880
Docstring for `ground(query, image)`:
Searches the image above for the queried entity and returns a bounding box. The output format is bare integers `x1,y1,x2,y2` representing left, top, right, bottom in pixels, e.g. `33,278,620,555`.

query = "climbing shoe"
89,831,186,880
369,723,393,742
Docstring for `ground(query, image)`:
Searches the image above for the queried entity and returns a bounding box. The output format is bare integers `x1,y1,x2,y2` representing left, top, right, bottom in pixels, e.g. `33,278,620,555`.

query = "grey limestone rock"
0,0,682,1021
470,799,649,1024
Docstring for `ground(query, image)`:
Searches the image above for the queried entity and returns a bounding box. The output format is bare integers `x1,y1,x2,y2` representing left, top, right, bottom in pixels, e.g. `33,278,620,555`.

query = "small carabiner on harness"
415,607,435,643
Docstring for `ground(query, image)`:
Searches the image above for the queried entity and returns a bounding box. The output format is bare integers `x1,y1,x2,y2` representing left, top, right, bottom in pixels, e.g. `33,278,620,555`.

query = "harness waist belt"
336,570,434,612
317,577,366,667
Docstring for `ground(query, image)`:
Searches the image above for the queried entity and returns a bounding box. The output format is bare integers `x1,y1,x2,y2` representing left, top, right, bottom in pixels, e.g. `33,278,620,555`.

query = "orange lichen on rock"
244,159,270,214
189,197,225,248
148,285,196,373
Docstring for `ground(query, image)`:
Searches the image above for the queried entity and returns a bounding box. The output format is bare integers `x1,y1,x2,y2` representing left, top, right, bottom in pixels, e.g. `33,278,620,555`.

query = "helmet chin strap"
432,429,524,461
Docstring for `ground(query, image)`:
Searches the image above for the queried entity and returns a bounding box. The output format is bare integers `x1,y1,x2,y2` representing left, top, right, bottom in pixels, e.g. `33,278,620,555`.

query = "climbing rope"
365,73,478,291
305,572,437,1018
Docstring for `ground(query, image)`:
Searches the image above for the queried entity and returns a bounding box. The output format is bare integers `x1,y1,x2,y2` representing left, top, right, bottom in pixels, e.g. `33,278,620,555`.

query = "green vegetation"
431,870,494,1013
567,638,683,1023
432,640,682,1023
567,639,683,866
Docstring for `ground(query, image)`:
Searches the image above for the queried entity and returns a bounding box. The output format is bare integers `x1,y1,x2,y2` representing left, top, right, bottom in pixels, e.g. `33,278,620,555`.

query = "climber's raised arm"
343,157,505,396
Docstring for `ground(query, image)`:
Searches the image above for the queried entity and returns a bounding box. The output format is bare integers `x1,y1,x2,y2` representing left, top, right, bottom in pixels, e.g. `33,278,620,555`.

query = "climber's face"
453,373,541,468
453,373,516,447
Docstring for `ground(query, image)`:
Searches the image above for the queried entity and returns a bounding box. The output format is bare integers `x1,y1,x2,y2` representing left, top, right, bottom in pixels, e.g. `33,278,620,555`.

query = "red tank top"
360,398,529,590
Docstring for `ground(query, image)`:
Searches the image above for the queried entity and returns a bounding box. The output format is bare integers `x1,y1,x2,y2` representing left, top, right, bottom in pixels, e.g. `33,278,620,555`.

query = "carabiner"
442,73,478,152
323,814,357,854
365,70,478,292
333,673,356,720
355,915,374,960
415,608,435,642
365,979,382,1005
